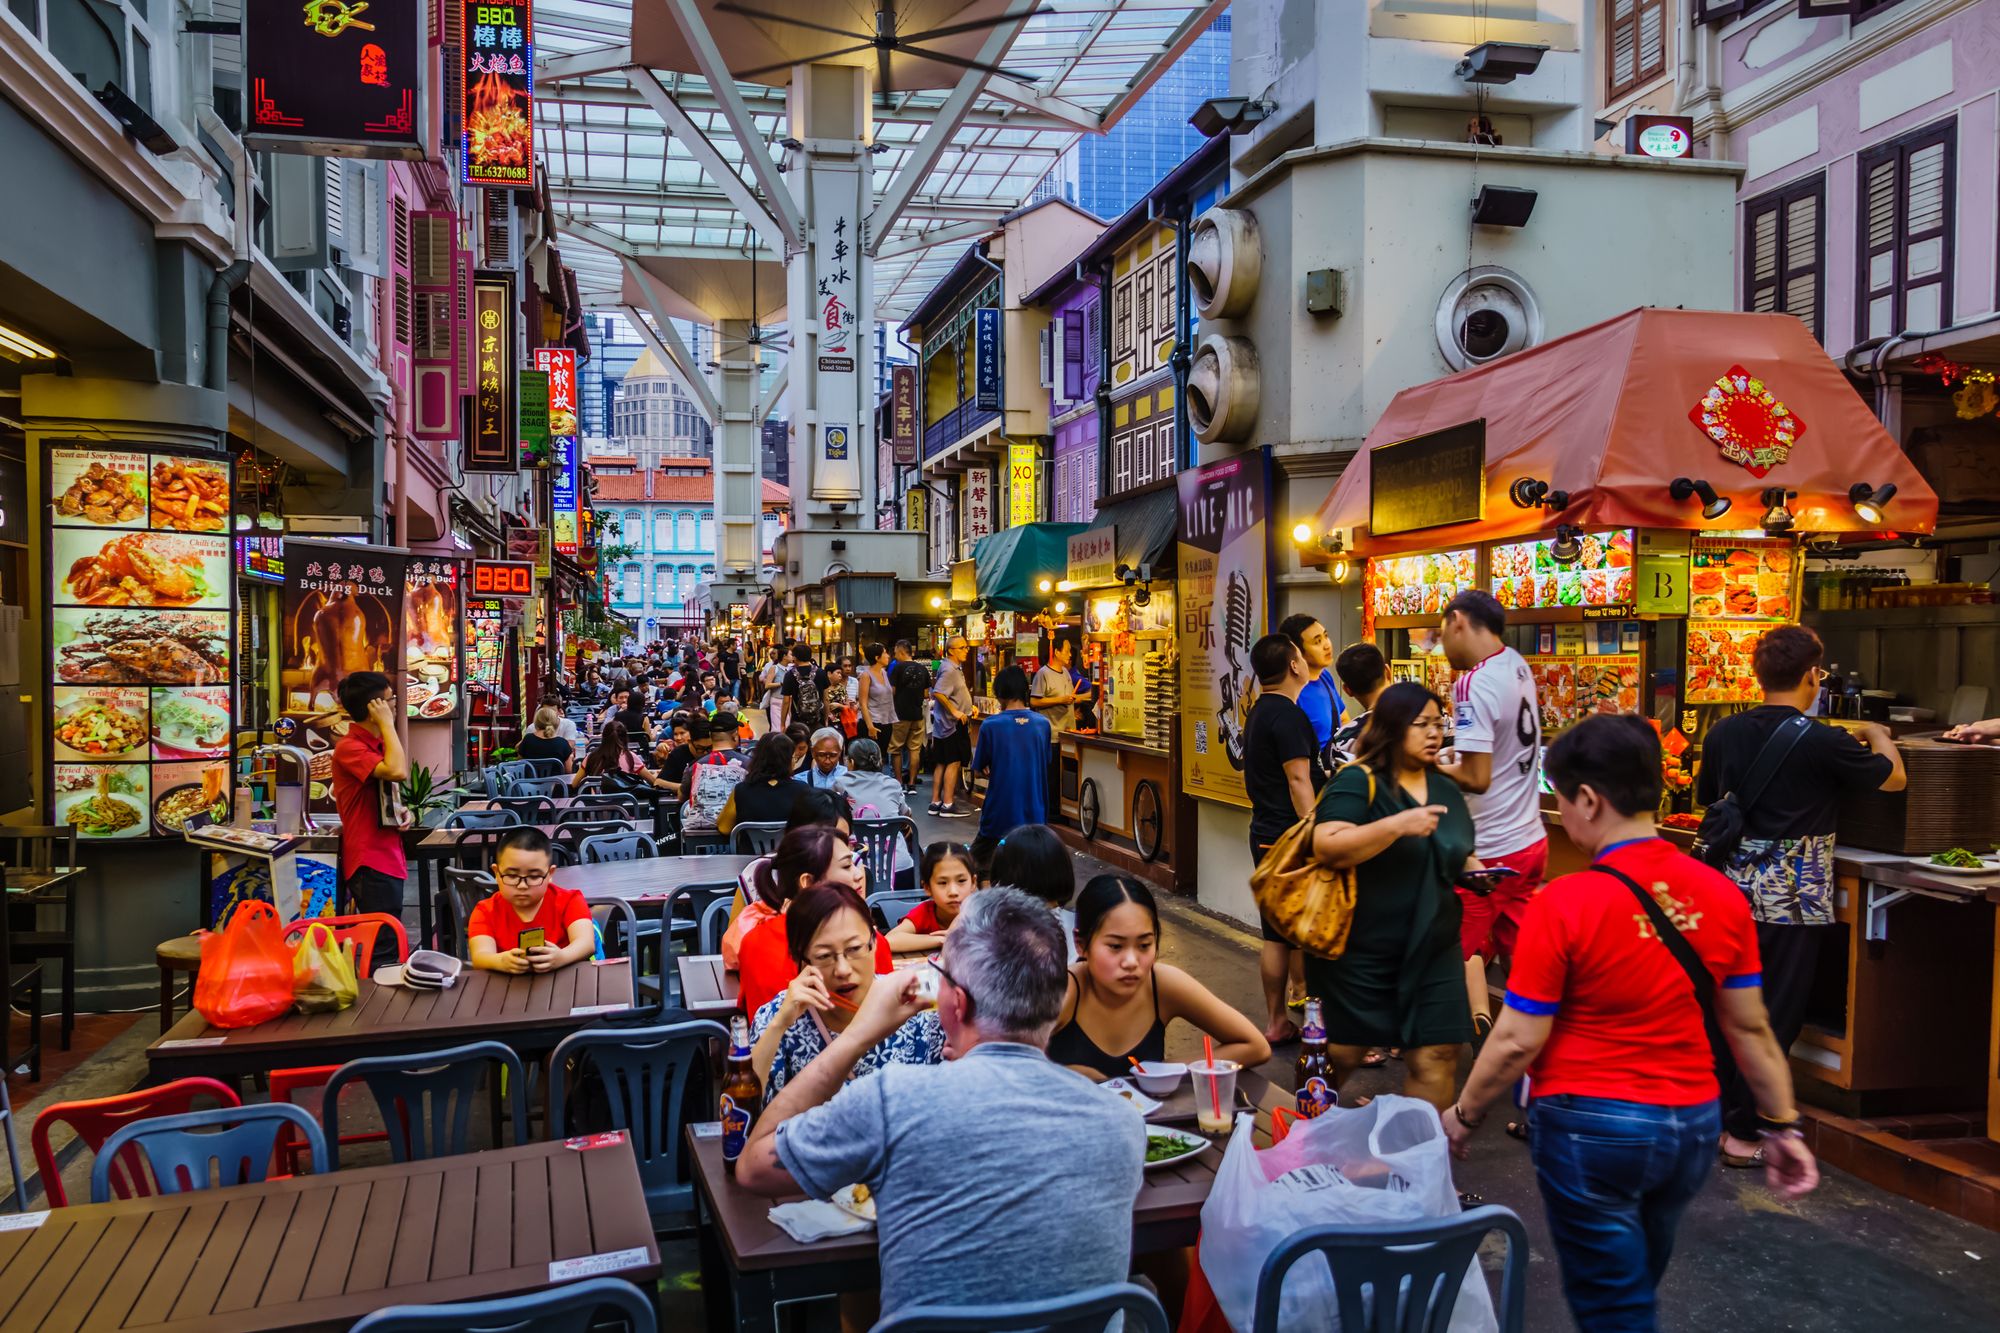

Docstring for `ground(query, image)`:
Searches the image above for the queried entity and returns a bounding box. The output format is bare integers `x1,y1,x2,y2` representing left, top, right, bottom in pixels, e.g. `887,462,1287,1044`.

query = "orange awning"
1314,308,1939,557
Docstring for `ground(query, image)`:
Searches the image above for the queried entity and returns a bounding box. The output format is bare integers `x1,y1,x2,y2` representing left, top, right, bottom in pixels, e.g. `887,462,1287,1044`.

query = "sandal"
1719,1144,1765,1169
1505,1120,1530,1143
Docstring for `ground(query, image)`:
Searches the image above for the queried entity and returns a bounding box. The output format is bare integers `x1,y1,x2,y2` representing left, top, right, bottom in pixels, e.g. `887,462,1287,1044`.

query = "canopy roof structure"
1313,308,1941,558
536,0,1228,319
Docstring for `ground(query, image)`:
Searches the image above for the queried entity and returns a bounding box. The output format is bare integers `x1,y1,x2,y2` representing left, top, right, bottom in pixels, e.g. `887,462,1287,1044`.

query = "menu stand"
183,817,340,927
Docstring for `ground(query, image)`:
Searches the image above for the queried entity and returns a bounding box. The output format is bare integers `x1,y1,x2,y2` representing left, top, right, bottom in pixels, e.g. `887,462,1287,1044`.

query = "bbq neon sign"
471,559,536,598
461,0,534,188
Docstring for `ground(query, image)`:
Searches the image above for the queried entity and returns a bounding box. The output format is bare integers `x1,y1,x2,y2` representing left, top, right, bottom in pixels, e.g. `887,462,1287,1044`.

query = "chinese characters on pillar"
535,348,579,553
466,276,516,473
891,364,918,466
974,308,1001,411
462,0,534,188
813,208,863,500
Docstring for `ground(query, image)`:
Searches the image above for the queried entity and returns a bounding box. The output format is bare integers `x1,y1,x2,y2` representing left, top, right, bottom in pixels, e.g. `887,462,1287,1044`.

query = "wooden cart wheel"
1132,780,1163,863
1076,778,1101,840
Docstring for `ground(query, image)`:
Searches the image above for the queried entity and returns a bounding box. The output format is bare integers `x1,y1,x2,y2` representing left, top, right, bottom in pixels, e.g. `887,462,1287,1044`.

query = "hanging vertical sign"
974,308,1001,411
465,274,516,473
535,348,579,554
244,0,423,157
811,197,862,500
282,539,410,814
462,0,535,188
962,466,994,546
1177,449,1271,809
906,486,928,534
1008,443,1039,527
891,364,918,466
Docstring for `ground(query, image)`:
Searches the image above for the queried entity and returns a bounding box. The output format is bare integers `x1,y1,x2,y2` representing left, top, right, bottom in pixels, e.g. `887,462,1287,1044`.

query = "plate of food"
148,459,229,532
831,1182,877,1224
419,692,456,719
151,690,230,756
54,460,147,526
1918,848,2000,876
1100,1079,1163,1117
56,779,148,839
54,695,149,760
153,782,224,835
1144,1126,1211,1171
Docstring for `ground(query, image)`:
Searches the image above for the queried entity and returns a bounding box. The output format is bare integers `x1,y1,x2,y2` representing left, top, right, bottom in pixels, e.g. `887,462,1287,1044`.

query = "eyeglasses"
928,957,974,1010
497,870,551,887
805,941,875,971
1409,717,1447,735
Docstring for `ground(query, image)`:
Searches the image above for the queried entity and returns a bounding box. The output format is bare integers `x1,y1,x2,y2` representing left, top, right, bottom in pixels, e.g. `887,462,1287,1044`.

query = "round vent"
1434,266,1542,371
1187,334,1260,444
1187,209,1262,320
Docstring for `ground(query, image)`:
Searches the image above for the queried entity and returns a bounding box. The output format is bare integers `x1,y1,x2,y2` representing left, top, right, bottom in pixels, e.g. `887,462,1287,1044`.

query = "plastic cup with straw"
1190,1035,1238,1136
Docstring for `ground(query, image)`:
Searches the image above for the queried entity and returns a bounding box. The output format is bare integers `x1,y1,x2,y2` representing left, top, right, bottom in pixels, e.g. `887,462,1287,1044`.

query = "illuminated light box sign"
245,0,424,157
1625,114,1695,160
535,348,579,554
462,0,535,188
466,273,517,473
471,559,535,598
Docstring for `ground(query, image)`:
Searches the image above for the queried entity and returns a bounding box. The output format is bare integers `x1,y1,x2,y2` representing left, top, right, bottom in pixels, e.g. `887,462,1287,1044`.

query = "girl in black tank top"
1045,876,1274,1083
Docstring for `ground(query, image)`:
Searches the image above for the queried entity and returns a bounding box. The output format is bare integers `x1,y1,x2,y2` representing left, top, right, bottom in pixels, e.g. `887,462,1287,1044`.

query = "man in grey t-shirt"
739,888,1144,1319
1030,635,1081,734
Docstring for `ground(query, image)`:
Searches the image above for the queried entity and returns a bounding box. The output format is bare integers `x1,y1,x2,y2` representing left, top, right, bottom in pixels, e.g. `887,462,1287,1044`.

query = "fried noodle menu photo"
47,446,235,839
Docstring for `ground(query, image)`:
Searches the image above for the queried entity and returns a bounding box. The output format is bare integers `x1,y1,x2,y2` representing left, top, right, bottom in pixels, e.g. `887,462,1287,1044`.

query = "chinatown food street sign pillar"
462,0,534,188
245,0,425,156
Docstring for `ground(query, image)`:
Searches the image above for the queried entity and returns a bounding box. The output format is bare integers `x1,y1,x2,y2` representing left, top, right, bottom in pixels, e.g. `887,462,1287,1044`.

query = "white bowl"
1132,1061,1187,1097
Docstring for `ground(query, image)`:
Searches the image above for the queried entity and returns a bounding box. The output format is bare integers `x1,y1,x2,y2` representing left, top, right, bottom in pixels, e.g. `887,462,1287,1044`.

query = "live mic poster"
281,540,409,812
1177,450,1271,809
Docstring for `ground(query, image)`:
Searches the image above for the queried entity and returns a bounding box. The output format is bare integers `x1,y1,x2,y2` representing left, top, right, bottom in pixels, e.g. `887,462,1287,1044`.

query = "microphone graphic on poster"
1217,569,1254,771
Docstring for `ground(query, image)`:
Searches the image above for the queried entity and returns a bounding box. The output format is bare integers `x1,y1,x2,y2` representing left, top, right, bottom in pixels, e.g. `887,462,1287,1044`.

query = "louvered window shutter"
1063,315,1084,401
1608,0,1637,97
1636,0,1666,85
1742,178,1822,343
390,196,413,351
411,210,458,439
1856,122,1954,341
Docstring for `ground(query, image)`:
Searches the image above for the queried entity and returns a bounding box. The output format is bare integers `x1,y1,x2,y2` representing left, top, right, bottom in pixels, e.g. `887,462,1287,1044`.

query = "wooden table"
677,954,739,1018
689,1071,1281,1332
458,794,591,813
146,961,637,1082
0,1136,660,1332
553,855,754,903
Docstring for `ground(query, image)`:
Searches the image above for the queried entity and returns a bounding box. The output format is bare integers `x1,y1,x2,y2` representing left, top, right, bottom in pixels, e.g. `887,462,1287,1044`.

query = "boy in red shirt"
467,828,596,974
1445,714,1816,1332
331,672,409,971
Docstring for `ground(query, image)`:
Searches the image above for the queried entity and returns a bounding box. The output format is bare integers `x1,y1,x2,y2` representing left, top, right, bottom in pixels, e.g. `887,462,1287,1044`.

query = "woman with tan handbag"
1307,682,1482,1110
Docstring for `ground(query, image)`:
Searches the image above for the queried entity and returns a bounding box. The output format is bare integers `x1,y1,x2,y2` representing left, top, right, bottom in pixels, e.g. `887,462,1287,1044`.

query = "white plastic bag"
1198,1095,1498,1333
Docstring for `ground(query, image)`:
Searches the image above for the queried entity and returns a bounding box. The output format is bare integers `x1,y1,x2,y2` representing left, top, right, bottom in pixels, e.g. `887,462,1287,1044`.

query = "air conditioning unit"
1186,209,1262,320
1187,333,1260,444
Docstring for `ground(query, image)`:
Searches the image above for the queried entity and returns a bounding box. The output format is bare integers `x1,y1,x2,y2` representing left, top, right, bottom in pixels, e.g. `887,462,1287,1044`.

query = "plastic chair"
580,831,658,863
449,829,515,873
729,821,788,855
3,824,79,1051
443,807,521,830
560,800,641,824
32,1076,241,1207
867,889,927,932
441,867,496,957
552,819,638,863
509,774,570,799
586,896,648,983
1250,1204,1529,1333
698,896,733,956
853,817,920,893
547,1020,727,1222
492,794,557,824
873,1281,1171,1332
280,912,409,981
268,1063,389,1175
350,1276,657,1333
0,1081,22,1212
320,1040,529,1168
516,758,566,779
88,1104,326,1202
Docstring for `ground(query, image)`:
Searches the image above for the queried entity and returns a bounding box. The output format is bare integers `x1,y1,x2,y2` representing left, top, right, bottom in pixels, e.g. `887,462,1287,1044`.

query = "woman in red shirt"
736,824,879,1016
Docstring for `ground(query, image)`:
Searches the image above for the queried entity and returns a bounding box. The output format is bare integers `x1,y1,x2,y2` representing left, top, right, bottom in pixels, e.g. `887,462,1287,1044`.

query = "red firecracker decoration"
1688,366,1805,478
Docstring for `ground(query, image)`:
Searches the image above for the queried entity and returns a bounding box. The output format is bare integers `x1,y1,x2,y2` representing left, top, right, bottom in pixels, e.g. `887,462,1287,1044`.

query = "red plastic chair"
268,1065,391,1174
31,1077,241,1207
280,912,410,980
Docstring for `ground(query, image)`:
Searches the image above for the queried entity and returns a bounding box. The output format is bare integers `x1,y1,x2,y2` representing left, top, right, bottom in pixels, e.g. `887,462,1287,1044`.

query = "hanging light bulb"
1549,524,1584,565
1759,488,1797,534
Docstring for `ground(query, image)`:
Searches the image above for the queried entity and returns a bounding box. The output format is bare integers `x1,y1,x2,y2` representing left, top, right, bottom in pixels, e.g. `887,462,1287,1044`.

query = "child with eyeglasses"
467,827,596,974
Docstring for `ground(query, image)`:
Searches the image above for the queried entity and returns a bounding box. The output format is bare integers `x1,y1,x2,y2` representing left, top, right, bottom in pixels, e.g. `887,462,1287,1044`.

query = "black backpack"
791,664,825,723
1690,714,1811,869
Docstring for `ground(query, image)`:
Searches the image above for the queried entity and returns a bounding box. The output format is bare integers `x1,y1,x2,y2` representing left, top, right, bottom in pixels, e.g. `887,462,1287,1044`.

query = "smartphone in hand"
518,927,547,952
1456,867,1520,897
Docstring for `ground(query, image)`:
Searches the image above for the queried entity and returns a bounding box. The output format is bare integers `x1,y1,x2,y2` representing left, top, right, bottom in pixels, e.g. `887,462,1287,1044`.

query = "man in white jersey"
1439,589,1547,1043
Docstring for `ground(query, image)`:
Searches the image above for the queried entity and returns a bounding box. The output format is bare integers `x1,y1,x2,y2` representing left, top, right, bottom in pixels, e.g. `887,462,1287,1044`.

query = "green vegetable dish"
1145,1134,1191,1165
1929,848,1988,869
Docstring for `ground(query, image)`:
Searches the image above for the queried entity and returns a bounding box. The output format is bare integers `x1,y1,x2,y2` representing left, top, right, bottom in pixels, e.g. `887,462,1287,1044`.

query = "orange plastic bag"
192,901,296,1028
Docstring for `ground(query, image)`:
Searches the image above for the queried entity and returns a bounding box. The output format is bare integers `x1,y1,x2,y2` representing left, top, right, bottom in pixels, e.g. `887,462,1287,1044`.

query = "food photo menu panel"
47,445,236,839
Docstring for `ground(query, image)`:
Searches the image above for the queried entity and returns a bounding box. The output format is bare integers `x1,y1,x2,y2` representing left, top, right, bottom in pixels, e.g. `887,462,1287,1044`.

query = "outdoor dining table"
0,1135,660,1332
146,959,638,1083
677,953,739,1018
688,1069,1284,1333
551,854,756,904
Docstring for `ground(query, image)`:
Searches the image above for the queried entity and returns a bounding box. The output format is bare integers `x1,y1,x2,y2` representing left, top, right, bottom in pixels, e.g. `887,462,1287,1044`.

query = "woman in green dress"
1307,681,1480,1110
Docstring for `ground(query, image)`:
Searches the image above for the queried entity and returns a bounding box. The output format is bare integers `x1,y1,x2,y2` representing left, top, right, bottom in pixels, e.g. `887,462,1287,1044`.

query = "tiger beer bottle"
720,1015,762,1175
1295,998,1336,1118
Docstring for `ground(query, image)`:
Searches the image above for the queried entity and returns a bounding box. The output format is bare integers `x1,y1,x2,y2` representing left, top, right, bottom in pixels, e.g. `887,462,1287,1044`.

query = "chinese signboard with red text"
246,0,423,156
891,364,918,466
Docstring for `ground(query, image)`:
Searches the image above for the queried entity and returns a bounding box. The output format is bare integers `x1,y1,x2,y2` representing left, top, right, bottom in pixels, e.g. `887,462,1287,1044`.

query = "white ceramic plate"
831,1183,876,1223
1913,857,2000,877
1143,1125,1210,1171
1100,1079,1163,1117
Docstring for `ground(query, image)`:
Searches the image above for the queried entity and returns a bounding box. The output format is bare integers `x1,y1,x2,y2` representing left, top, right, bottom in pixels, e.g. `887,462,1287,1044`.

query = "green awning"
1076,486,1178,583
971,522,1090,612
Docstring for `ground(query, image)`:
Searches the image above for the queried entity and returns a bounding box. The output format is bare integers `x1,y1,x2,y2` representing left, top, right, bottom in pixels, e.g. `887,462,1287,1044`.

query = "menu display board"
282,540,410,811
468,599,506,690
1105,652,1144,737
1689,537,1798,621
47,445,235,839
1370,549,1477,619
1489,530,1635,611
1524,655,1642,733
405,558,462,721
236,536,286,585
1685,620,1768,704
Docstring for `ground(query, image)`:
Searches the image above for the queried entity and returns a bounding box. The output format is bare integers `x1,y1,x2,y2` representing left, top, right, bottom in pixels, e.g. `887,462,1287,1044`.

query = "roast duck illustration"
291,590,394,716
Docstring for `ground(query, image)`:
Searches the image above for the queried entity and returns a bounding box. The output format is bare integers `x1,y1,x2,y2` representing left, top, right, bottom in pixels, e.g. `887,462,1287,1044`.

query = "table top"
0,1137,659,1333
678,954,739,1017
416,823,566,852
553,855,755,901
4,867,80,896
690,1070,1279,1273
459,794,591,813
146,960,637,1076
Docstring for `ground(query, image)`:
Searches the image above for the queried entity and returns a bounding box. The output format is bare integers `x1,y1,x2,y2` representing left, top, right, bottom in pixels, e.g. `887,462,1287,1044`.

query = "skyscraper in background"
1031,15,1230,220
580,313,642,445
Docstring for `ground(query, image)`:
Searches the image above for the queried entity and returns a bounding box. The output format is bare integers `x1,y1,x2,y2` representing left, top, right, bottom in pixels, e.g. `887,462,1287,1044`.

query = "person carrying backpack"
781,643,829,732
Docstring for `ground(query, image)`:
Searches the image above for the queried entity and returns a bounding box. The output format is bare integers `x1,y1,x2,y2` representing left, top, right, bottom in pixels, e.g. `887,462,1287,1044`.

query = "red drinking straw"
1203,1035,1220,1123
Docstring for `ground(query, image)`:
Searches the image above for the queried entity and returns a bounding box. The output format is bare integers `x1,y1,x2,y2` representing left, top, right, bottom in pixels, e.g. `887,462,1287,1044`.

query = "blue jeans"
1528,1094,1720,1332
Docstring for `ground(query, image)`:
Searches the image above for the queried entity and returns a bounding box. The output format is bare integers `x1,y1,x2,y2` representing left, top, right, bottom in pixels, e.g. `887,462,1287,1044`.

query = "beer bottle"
1295,998,1336,1119
720,1014,762,1175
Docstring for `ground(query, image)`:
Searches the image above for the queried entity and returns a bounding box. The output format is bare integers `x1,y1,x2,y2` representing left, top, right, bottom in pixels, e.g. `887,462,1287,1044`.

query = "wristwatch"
1452,1104,1484,1130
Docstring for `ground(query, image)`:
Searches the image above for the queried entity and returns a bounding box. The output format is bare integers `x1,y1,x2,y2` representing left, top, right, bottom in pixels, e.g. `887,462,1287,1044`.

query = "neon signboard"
245,0,424,157
462,0,534,188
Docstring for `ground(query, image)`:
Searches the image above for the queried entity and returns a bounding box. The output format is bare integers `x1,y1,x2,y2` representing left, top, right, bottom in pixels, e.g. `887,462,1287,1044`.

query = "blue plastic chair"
319,1040,528,1168
349,1275,656,1332
662,881,737,1003
698,896,733,956
1250,1204,1528,1333
866,889,927,932
0,1080,22,1212
492,794,557,823
586,896,653,999
872,1281,1170,1332
580,831,658,863
729,821,788,855
88,1104,326,1202
509,774,570,799
547,1020,726,1223
444,807,521,830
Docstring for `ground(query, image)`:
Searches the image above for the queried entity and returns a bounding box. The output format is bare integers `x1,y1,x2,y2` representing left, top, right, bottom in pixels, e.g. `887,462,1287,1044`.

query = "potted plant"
400,764,459,828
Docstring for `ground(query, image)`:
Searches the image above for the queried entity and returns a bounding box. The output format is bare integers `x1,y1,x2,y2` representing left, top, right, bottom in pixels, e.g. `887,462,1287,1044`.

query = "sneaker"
938,804,972,818
928,802,943,815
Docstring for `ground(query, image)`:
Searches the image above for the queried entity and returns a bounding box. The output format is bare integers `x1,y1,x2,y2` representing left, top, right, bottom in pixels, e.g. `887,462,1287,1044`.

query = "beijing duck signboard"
462,0,535,188
245,0,424,157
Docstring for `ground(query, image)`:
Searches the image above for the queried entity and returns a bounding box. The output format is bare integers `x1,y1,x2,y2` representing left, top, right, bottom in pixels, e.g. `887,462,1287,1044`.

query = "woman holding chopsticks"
748,881,944,1095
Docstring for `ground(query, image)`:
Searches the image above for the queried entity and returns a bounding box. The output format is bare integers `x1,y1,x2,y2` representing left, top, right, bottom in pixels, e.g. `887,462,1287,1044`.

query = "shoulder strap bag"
1690,713,1812,869
1250,764,1375,959
1594,863,1728,1075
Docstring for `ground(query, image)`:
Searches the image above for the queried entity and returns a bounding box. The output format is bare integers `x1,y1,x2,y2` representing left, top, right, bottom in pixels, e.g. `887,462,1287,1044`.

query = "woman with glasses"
748,882,944,1096
736,824,880,1016
1306,681,1481,1110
